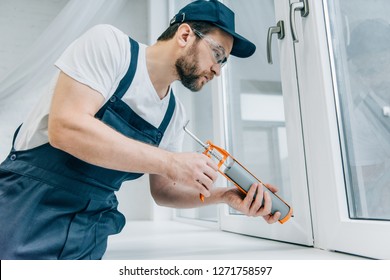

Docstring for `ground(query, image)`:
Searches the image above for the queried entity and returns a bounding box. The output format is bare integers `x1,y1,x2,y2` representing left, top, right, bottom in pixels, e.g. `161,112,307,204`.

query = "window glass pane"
327,0,390,220
223,0,292,215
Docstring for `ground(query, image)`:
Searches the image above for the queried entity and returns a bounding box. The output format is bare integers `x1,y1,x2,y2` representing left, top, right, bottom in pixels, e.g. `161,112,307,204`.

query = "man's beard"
175,45,205,92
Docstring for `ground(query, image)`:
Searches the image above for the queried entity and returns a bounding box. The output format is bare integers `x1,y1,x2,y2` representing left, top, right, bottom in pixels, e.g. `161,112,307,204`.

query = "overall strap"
114,37,139,99
96,37,139,118
11,124,23,149
158,90,176,132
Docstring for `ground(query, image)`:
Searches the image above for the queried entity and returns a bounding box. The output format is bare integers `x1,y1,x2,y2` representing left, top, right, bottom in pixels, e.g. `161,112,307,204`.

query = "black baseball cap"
169,0,256,58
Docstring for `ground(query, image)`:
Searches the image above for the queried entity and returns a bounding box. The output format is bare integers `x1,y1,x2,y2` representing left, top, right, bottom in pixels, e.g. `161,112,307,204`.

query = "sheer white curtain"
0,0,136,157
0,0,130,99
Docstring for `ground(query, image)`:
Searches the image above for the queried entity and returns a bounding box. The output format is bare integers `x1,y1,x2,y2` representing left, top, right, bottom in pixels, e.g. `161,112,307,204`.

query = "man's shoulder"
85,24,127,40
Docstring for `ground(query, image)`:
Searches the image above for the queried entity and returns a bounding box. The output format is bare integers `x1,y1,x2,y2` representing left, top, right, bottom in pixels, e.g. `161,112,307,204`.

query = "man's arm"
48,71,218,197
150,173,281,224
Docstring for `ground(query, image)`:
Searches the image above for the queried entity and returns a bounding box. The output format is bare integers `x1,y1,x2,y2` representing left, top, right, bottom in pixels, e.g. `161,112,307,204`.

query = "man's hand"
165,152,218,198
222,182,281,224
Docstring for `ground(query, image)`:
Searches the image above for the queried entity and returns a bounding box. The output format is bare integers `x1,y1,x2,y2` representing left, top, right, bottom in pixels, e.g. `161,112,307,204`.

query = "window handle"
267,20,285,64
290,0,309,43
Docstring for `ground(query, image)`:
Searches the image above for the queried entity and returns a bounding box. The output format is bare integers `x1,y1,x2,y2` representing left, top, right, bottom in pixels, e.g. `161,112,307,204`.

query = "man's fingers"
248,184,263,215
196,179,211,197
203,165,218,182
196,177,211,190
244,182,260,205
205,156,218,171
264,183,279,193
264,211,281,224
259,190,272,215
247,187,275,217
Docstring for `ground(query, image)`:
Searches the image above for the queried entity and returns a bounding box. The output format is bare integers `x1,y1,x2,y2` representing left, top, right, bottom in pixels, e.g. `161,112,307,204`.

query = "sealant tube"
182,123,293,224
223,160,292,224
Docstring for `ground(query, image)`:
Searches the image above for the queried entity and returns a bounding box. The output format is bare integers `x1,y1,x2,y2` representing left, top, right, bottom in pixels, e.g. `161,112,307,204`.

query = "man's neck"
146,41,178,99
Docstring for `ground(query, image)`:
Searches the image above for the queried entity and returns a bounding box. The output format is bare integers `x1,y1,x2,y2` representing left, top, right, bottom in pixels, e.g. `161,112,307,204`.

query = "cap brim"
216,25,256,58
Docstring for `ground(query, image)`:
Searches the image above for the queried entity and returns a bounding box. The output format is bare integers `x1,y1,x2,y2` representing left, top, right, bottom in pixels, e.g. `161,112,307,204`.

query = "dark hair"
157,21,218,41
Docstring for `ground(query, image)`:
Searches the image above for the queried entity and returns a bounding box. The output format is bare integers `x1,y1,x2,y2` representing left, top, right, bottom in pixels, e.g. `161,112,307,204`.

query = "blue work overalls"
0,38,176,259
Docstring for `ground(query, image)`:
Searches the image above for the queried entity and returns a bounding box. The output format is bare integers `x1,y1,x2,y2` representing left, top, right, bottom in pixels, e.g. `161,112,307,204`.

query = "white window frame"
218,0,313,246
292,0,390,259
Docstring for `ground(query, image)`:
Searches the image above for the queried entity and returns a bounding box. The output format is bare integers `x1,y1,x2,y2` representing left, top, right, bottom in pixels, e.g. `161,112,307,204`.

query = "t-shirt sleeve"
55,24,130,99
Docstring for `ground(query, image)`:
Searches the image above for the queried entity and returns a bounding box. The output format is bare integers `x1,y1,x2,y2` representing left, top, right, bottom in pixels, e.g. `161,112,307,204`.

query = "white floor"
103,220,366,260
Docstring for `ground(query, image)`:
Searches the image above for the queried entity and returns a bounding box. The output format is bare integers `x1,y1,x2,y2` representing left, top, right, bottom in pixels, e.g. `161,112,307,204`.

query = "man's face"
175,28,233,92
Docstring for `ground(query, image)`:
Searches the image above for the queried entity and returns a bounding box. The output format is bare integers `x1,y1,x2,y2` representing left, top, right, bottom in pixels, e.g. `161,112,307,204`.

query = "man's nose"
211,63,221,76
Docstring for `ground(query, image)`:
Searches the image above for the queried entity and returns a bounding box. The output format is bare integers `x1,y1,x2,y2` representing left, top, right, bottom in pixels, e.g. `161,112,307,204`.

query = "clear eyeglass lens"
192,28,227,67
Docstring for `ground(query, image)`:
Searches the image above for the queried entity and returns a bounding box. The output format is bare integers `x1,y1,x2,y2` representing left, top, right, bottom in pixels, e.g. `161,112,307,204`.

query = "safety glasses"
192,28,228,68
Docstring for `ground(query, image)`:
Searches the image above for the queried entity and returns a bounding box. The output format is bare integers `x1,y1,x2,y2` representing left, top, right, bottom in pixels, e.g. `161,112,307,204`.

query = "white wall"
0,0,69,78
0,0,149,78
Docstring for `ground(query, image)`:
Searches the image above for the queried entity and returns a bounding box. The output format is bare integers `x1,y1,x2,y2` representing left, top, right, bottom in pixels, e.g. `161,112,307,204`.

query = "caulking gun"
183,121,293,224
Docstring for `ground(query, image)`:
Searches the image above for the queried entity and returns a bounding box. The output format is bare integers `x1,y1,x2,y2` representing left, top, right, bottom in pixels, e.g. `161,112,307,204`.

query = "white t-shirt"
14,24,186,153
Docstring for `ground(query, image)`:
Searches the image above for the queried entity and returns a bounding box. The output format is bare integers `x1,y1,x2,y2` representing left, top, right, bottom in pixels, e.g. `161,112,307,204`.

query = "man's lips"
204,74,213,82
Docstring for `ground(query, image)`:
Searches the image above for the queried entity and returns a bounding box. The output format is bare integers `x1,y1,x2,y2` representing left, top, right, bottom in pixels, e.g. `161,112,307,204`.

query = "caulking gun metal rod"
183,121,209,150
183,121,224,163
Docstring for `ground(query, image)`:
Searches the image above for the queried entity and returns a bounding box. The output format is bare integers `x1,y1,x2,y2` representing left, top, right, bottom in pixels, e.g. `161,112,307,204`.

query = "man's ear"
176,23,192,47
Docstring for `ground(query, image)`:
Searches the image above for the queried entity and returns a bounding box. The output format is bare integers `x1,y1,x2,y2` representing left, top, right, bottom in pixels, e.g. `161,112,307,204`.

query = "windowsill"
103,221,366,260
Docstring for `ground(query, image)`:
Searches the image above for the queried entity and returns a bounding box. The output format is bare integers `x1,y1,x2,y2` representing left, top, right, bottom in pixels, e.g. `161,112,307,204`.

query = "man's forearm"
150,174,227,208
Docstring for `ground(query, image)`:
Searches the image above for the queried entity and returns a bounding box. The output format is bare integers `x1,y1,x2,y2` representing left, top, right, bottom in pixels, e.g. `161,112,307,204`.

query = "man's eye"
213,49,223,61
